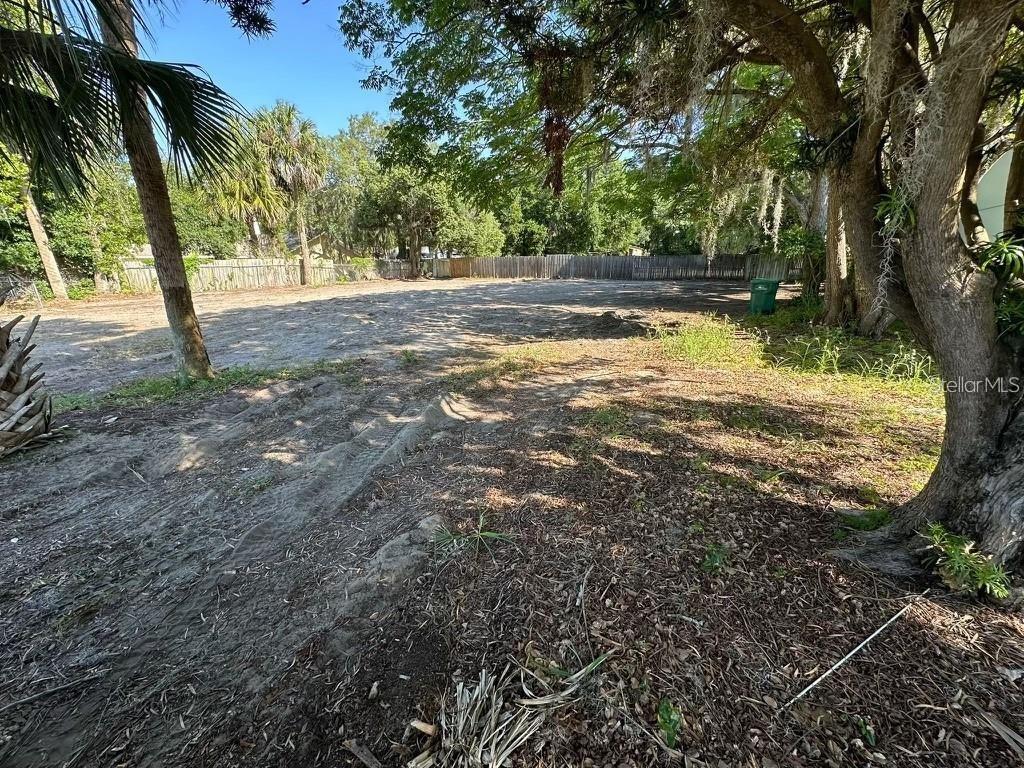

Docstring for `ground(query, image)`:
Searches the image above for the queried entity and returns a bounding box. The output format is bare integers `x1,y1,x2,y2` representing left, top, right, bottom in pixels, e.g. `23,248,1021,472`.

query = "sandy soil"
3,279,747,767
26,279,777,393
4,279,1020,768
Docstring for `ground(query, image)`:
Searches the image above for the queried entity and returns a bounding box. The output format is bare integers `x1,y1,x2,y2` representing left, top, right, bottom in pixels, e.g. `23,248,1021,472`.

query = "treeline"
3,103,816,294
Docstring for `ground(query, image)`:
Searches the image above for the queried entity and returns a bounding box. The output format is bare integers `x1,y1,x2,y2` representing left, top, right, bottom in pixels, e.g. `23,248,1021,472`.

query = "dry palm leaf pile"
402,655,610,768
0,314,55,459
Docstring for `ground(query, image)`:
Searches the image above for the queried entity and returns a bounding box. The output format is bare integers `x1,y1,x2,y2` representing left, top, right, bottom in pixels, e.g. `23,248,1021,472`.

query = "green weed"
434,513,513,559
582,405,631,437
658,316,761,367
657,698,683,749
445,346,561,392
398,348,420,367
66,279,97,301
701,543,729,573
922,523,1010,599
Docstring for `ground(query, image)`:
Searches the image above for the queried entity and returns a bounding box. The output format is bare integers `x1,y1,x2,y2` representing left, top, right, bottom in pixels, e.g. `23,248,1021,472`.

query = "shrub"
66,279,96,300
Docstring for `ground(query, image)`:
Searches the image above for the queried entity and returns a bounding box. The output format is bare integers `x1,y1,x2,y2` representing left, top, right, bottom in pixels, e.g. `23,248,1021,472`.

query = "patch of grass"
922,523,1010,599
434,513,513,559
701,543,729,573
756,468,789,487
398,348,420,367
657,698,683,749
751,296,823,330
66,279,97,301
446,345,563,392
53,359,360,413
855,485,885,507
719,404,797,436
690,454,712,473
759,323,937,386
838,507,891,532
658,315,761,368
581,405,630,437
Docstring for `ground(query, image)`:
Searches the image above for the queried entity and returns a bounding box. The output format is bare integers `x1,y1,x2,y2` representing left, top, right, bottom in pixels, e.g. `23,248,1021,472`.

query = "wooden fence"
429,252,793,282
121,258,405,294
117,253,790,295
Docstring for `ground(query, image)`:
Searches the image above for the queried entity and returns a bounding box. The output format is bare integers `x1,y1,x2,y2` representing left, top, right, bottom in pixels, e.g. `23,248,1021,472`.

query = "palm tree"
2,0,245,378
253,102,327,284
207,118,287,255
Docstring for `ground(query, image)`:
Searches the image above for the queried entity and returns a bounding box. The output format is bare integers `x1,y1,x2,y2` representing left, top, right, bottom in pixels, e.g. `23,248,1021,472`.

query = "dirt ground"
27,279,771,394
2,279,1022,768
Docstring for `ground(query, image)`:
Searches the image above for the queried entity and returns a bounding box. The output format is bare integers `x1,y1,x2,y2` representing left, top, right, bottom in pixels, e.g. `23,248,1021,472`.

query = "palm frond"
1,22,244,194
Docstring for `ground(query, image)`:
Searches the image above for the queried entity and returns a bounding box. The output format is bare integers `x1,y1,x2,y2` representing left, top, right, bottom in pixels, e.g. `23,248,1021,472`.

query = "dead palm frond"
421,654,610,768
0,314,55,458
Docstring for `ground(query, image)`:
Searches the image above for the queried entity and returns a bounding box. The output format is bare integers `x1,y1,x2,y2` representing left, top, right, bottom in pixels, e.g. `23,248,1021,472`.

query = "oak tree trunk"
823,170,854,324
891,0,1022,572
100,0,214,379
21,186,68,300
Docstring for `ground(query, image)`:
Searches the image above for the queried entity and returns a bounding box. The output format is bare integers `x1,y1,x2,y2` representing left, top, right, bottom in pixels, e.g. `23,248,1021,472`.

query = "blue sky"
143,0,393,135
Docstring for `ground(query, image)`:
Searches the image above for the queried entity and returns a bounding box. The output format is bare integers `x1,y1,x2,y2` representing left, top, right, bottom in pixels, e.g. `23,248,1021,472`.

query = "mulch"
315,338,1024,768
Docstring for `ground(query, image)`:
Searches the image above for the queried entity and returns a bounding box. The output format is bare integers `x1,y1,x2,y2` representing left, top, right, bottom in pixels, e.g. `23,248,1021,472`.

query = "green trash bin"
749,278,781,315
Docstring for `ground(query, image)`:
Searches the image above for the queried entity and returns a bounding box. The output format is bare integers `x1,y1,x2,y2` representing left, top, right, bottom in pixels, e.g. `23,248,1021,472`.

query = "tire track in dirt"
0,374,489,767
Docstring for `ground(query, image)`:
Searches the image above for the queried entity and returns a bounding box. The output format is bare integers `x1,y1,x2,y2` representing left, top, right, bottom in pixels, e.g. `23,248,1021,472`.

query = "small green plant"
856,717,877,747
701,543,729,573
34,280,55,301
922,523,1010,599
976,235,1024,281
995,290,1024,338
182,253,203,283
434,513,513,559
657,698,683,749
398,348,420,367
876,188,917,231
855,343,934,380
756,468,789,486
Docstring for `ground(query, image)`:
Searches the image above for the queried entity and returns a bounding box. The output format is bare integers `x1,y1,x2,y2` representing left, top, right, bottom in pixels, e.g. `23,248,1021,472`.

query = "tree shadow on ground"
28,279,781,394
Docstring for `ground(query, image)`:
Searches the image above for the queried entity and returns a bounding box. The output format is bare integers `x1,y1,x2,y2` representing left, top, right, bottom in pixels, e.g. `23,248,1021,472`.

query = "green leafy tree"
44,160,146,281
169,181,246,260
354,165,456,272
438,208,504,257
307,113,386,258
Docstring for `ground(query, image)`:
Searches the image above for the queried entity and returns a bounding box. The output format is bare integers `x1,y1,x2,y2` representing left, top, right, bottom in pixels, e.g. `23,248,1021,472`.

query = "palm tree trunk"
21,185,68,300
296,206,310,285
100,0,214,379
